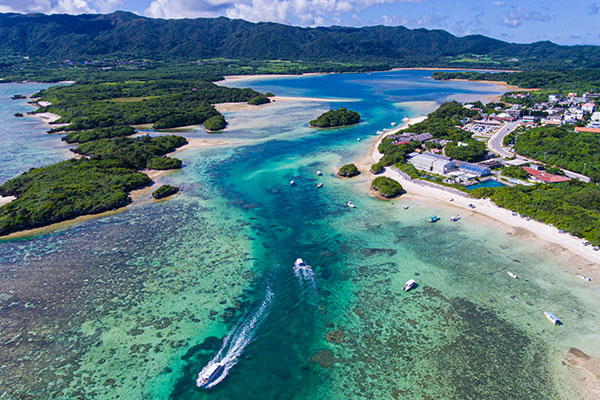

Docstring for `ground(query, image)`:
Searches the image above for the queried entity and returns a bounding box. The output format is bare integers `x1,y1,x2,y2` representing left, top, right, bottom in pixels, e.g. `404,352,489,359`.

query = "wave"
196,286,274,389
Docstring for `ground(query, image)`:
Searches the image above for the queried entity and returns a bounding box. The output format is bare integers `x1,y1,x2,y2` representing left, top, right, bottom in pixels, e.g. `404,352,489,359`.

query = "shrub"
338,163,360,177
204,115,227,132
371,177,404,198
152,185,180,199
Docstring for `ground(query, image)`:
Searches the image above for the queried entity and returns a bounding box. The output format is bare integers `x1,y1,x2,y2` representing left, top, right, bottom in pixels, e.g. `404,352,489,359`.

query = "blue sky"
1,0,599,45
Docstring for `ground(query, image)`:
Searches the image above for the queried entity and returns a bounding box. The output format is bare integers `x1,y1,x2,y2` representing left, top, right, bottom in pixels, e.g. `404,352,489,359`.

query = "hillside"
0,11,599,68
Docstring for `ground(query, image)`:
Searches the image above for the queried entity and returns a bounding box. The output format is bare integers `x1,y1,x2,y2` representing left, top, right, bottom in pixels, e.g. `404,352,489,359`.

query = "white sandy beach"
216,95,359,113
355,117,600,268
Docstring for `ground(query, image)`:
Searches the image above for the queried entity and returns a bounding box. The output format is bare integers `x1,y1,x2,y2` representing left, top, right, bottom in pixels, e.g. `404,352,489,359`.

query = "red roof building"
575,127,600,133
522,167,571,183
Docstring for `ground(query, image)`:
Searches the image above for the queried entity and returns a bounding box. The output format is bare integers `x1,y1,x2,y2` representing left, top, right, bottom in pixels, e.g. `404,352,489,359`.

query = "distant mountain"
0,11,599,68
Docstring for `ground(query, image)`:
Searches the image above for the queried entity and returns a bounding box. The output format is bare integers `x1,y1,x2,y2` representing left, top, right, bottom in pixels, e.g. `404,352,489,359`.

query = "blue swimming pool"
465,180,506,190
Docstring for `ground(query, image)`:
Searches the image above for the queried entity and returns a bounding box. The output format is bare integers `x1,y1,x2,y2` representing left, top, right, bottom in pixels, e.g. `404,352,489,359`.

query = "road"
486,120,591,183
487,121,520,158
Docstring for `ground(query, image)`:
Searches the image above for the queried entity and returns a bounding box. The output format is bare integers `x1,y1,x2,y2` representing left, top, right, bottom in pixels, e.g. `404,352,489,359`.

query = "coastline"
355,118,600,267
446,78,540,92
215,95,359,113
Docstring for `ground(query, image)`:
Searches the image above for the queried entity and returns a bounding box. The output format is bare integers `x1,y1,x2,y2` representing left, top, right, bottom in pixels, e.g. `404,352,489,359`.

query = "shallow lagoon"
0,71,597,399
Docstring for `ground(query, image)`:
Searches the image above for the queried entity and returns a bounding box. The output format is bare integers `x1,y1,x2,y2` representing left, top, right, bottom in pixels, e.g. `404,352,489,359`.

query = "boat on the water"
316,170,322,176
290,180,295,186
449,215,461,222
507,271,518,279
544,311,561,325
317,182,323,188
403,205,409,210
402,279,416,291
357,138,361,141
428,216,440,223
577,274,592,282
402,117,410,122
196,363,225,388
376,130,384,134
295,258,307,268
391,122,397,126
347,201,356,208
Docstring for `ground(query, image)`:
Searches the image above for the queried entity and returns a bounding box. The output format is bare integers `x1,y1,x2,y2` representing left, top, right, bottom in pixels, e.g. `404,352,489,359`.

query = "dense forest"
310,107,361,128
35,79,262,131
1,11,600,69
0,134,187,235
472,182,600,245
432,70,600,91
512,126,600,180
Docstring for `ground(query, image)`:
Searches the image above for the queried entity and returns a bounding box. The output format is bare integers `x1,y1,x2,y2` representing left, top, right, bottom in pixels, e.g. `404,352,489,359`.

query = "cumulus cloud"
501,7,550,28
587,2,599,15
0,0,122,14
145,0,424,25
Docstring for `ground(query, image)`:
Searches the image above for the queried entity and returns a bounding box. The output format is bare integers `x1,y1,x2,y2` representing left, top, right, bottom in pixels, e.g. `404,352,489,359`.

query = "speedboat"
577,274,592,282
290,180,295,186
347,201,356,208
316,170,323,176
357,138,361,141
391,122,397,126
402,279,416,291
317,182,323,188
376,130,384,134
544,311,561,325
449,215,460,222
196,363,225,388
428,216,440,223
507,271,518,279
403,205,409,210
294,258,307,268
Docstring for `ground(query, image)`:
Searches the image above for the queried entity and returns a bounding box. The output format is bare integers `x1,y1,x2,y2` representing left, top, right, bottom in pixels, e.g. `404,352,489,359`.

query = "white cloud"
501,7,550,28
0,0,121,14
145,0,424,25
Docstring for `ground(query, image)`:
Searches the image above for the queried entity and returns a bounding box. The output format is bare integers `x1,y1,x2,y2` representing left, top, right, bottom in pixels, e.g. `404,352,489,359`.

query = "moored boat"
391,121,397,126
402,279,416,291
403,205,409,210
428,216,440,223
347,201,356,208
317,182,323,188
577,274,592,282
507,271,518,279
449,215,460,222
196,363,225,388
544,311,561,325
290,180,295,186
316,170,323,176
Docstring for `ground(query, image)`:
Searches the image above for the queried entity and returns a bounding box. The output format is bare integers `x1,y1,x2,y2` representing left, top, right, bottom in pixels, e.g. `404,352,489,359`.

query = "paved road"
487,121,520,158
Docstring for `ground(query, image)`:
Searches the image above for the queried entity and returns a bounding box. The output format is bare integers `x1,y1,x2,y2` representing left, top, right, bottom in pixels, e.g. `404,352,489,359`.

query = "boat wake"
196,286,274,389
293,258,317,293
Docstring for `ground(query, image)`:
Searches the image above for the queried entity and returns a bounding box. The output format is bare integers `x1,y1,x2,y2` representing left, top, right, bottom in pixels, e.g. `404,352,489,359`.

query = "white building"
591,111,600,122
409,153,456,175
582,103,595,113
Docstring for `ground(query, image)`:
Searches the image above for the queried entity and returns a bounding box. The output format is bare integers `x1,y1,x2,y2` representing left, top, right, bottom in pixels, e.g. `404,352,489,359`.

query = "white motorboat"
357,138,361,141
577,274,592,282
317,182,323,188
402,279,416,291
449,215,461,222
403,205,409,210
290,180,295,186
376,130,384,134
391,122,397,126
197,363,225,388
507,271,518,279
544,311,561,325
316,170,323,176
347,201,356,208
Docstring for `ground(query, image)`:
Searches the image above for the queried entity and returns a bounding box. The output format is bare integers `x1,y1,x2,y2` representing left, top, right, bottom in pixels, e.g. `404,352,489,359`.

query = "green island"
62,126,135,144
0,135,186,236
203,115,227,132
248,94,271,105
337,163,360,178
371,177,404,198
152,185,180,199
310,107,361,128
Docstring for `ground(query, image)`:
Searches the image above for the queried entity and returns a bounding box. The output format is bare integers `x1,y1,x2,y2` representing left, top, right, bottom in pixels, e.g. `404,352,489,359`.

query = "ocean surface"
1,70,598,400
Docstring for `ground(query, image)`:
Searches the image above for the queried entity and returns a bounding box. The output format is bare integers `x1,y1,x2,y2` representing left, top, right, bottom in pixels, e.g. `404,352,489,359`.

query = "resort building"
522,167,571,184
409,152,455,175
456,161,492,177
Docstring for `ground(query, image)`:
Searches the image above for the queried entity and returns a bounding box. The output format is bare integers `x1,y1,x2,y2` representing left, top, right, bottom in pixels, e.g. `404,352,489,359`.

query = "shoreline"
446,78,540,92
354,118,600,267
215,95,359,113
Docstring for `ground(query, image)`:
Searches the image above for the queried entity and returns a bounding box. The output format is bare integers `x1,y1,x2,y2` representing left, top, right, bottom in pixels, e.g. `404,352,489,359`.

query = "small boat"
512,212,518,216
468,204,476,209
317,182,323,188
449,215,461,222
402,279,416,291
347,201,356,208
376,130,384,134
403,205,409,210
544,311,561,325
583,241,591,246
196,363,225,388
507,271,518,279
391,122,397,126
577,274,592,282
449,198,454,202
289,180,295,186
594,246,600,251
428,216,440,223
402,117,410,122
357,138,361,141
558,229,566,234
316,170,323,176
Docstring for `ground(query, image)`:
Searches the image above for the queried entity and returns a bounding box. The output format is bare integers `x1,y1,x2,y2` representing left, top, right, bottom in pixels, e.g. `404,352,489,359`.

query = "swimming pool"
465,179,506,190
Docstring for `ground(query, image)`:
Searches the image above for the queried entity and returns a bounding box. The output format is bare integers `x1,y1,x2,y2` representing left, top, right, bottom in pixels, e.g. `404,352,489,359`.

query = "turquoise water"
465,179,506,190
1,71,598,400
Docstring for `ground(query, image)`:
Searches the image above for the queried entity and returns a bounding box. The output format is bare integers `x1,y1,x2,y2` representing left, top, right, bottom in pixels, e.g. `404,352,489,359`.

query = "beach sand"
355,117,600,268
216,95,359,113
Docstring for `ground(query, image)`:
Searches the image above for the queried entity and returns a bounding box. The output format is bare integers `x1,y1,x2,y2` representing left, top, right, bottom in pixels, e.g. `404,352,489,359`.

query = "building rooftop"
522,167,571,183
